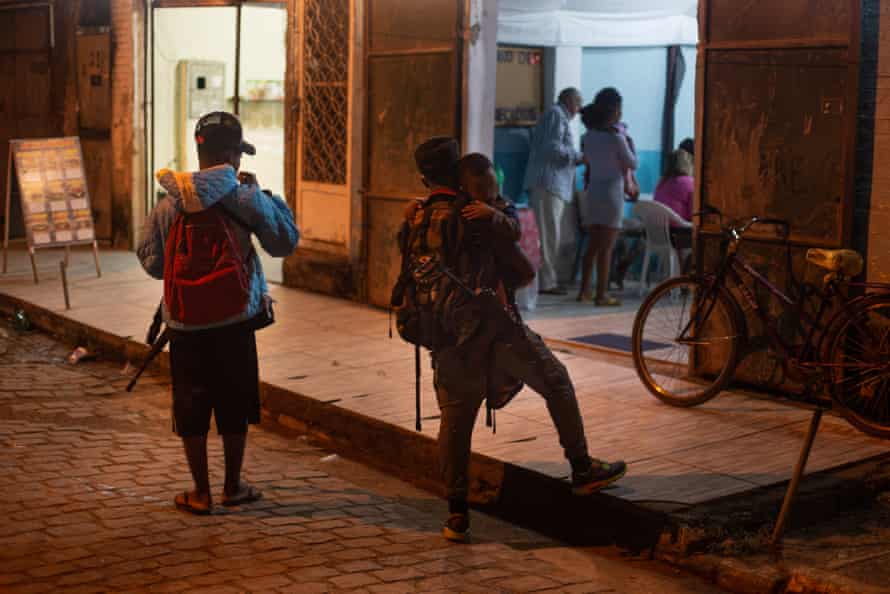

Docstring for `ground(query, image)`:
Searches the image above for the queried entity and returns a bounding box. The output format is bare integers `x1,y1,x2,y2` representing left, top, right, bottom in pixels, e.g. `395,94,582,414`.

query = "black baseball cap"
414,137,459,184
195,111,256,155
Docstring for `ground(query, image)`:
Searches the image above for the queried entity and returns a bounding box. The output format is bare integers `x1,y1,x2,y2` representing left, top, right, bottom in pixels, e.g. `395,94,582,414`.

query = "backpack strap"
207,205,251,282
416,196,444,253
214,201,257,265
390,218,416,310
441,195,471,279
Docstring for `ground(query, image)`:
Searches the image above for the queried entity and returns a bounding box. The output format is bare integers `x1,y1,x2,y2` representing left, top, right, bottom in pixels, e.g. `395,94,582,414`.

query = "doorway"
149,0,286,282
492,5,698,353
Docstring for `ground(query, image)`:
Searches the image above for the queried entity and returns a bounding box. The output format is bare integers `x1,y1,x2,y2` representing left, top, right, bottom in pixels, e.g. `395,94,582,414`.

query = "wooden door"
695,0,861,388
364,0,462,307
0,5,53,239
294,0,353,258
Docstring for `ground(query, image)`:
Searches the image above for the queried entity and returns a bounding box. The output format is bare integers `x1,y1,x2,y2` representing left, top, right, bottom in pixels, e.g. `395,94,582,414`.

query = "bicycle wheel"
632,276,742,407
826,297,890,439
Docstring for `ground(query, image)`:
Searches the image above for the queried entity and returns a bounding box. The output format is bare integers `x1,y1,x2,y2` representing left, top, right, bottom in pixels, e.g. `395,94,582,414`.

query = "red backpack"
163,205,251,326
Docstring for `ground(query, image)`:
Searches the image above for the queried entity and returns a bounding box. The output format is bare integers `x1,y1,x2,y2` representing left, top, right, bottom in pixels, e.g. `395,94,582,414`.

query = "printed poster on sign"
9,137,96,248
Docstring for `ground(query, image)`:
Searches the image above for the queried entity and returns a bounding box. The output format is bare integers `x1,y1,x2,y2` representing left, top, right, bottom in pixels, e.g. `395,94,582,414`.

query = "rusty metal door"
364,0,462,307
695,0,861,388
0,4,53,240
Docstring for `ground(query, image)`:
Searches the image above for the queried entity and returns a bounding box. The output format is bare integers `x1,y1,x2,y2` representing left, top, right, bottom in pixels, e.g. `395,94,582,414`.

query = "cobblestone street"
0,321,719,593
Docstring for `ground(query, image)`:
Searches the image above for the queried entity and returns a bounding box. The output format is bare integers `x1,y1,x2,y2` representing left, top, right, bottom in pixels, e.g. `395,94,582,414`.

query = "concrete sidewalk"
1,246,888,519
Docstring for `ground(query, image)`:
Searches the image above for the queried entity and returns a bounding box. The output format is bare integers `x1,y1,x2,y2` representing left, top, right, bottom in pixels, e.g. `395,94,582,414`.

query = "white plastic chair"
634,200,692,296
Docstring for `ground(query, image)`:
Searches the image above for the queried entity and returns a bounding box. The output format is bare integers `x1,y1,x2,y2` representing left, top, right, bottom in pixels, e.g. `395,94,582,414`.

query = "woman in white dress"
577,88,638,306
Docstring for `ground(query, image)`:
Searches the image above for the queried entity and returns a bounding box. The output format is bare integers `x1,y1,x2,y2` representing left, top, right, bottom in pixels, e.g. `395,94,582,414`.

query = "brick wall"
110,0,134,248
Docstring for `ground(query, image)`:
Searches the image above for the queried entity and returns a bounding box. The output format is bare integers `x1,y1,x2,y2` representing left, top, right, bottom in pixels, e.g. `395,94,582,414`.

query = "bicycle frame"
695,238,890,377
719,251,831,366
637,208,890,440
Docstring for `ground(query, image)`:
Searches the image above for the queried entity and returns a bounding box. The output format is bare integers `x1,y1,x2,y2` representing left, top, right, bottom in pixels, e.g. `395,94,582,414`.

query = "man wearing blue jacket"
138,111,299,515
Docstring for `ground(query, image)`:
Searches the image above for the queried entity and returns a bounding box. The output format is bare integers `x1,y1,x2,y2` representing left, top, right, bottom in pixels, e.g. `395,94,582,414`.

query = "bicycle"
631,206,890,439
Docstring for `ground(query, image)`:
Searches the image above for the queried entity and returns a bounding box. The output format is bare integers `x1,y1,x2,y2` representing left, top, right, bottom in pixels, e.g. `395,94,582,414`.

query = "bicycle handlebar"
754,218,791,239
733,216,791,241
695,205,791,241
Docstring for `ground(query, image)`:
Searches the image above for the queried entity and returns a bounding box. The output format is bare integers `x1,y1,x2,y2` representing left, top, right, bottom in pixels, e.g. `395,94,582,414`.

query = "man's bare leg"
179,435,211,510
222,433,261,504
223,433,246,496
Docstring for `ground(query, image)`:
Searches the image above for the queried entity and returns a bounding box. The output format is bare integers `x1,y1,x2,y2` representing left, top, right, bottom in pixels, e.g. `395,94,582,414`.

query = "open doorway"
492,1,698,352
149,1,286,283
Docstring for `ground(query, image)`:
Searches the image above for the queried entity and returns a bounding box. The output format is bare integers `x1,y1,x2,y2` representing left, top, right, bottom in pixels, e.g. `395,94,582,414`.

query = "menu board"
9,137,96,248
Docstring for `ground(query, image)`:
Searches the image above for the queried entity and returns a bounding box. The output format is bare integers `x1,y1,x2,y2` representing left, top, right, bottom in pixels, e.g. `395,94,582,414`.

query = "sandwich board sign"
2,137,101,282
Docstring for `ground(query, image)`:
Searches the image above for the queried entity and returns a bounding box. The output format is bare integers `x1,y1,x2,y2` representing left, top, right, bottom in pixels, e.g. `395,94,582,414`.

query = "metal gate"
289,0,354,262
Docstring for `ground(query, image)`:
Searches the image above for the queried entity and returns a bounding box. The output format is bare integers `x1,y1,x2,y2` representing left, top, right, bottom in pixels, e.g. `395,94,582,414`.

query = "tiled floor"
1,246,887,507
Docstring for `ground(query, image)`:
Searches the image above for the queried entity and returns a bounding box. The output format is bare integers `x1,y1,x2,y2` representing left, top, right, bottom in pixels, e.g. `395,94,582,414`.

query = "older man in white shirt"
523,88,584,295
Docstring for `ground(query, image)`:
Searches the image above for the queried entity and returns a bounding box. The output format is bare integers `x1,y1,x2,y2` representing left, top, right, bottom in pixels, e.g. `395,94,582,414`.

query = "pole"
770,408,823,555
60,260,70,310
233,3,241,116
28,247,38,284
2,146,12,274
91,240,101,277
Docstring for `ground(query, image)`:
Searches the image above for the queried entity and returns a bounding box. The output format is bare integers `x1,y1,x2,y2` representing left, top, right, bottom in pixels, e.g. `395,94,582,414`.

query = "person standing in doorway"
577,88,638,306
524,87,585,295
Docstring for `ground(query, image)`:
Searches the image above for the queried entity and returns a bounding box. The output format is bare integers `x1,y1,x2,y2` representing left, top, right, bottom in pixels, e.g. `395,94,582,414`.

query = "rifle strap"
415,345,422,431
126,329,169,392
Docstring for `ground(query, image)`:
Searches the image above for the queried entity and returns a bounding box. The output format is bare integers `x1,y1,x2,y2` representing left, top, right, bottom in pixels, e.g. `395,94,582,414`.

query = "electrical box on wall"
175,60,226,169
75,26,112,132
496,45,544,127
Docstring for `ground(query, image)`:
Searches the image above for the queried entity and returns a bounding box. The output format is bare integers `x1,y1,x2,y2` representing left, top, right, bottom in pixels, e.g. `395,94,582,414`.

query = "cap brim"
240,141,256,156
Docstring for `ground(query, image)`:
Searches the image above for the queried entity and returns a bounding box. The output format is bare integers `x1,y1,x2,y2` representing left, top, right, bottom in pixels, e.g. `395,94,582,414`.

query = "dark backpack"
390,192,469,351
163,204,251,327
390,192,525,433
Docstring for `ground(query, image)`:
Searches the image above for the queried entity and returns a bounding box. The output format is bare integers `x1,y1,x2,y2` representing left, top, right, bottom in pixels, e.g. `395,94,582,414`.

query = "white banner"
498,0,699,47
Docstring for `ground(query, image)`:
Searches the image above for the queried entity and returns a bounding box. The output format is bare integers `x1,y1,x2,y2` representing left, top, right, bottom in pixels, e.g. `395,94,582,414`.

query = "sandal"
222,484,263,507
174,491,212,515
595,297,622,307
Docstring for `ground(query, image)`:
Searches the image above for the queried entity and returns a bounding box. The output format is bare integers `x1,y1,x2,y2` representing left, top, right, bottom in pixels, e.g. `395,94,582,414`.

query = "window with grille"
301,0,349,185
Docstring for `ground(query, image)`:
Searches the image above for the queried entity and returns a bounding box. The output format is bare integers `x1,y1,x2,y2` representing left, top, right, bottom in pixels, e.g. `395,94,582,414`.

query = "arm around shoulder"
490,199,521,242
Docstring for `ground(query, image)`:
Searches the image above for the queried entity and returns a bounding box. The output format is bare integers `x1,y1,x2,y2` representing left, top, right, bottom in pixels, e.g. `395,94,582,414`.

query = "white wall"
152,6,286,179
675,45,697,146
464,0,499,156
581,47,665,153
580,44,697,193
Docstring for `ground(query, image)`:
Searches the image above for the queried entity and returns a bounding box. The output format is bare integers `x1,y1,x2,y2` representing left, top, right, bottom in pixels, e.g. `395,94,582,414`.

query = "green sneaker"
571,458,627,495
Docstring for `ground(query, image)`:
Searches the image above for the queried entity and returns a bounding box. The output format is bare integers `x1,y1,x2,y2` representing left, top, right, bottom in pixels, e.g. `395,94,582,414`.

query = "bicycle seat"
806,248,863,276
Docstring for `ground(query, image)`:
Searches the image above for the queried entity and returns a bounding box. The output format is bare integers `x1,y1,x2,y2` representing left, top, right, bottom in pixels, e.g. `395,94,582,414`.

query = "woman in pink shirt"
653,149,694,272
653,149,694,225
